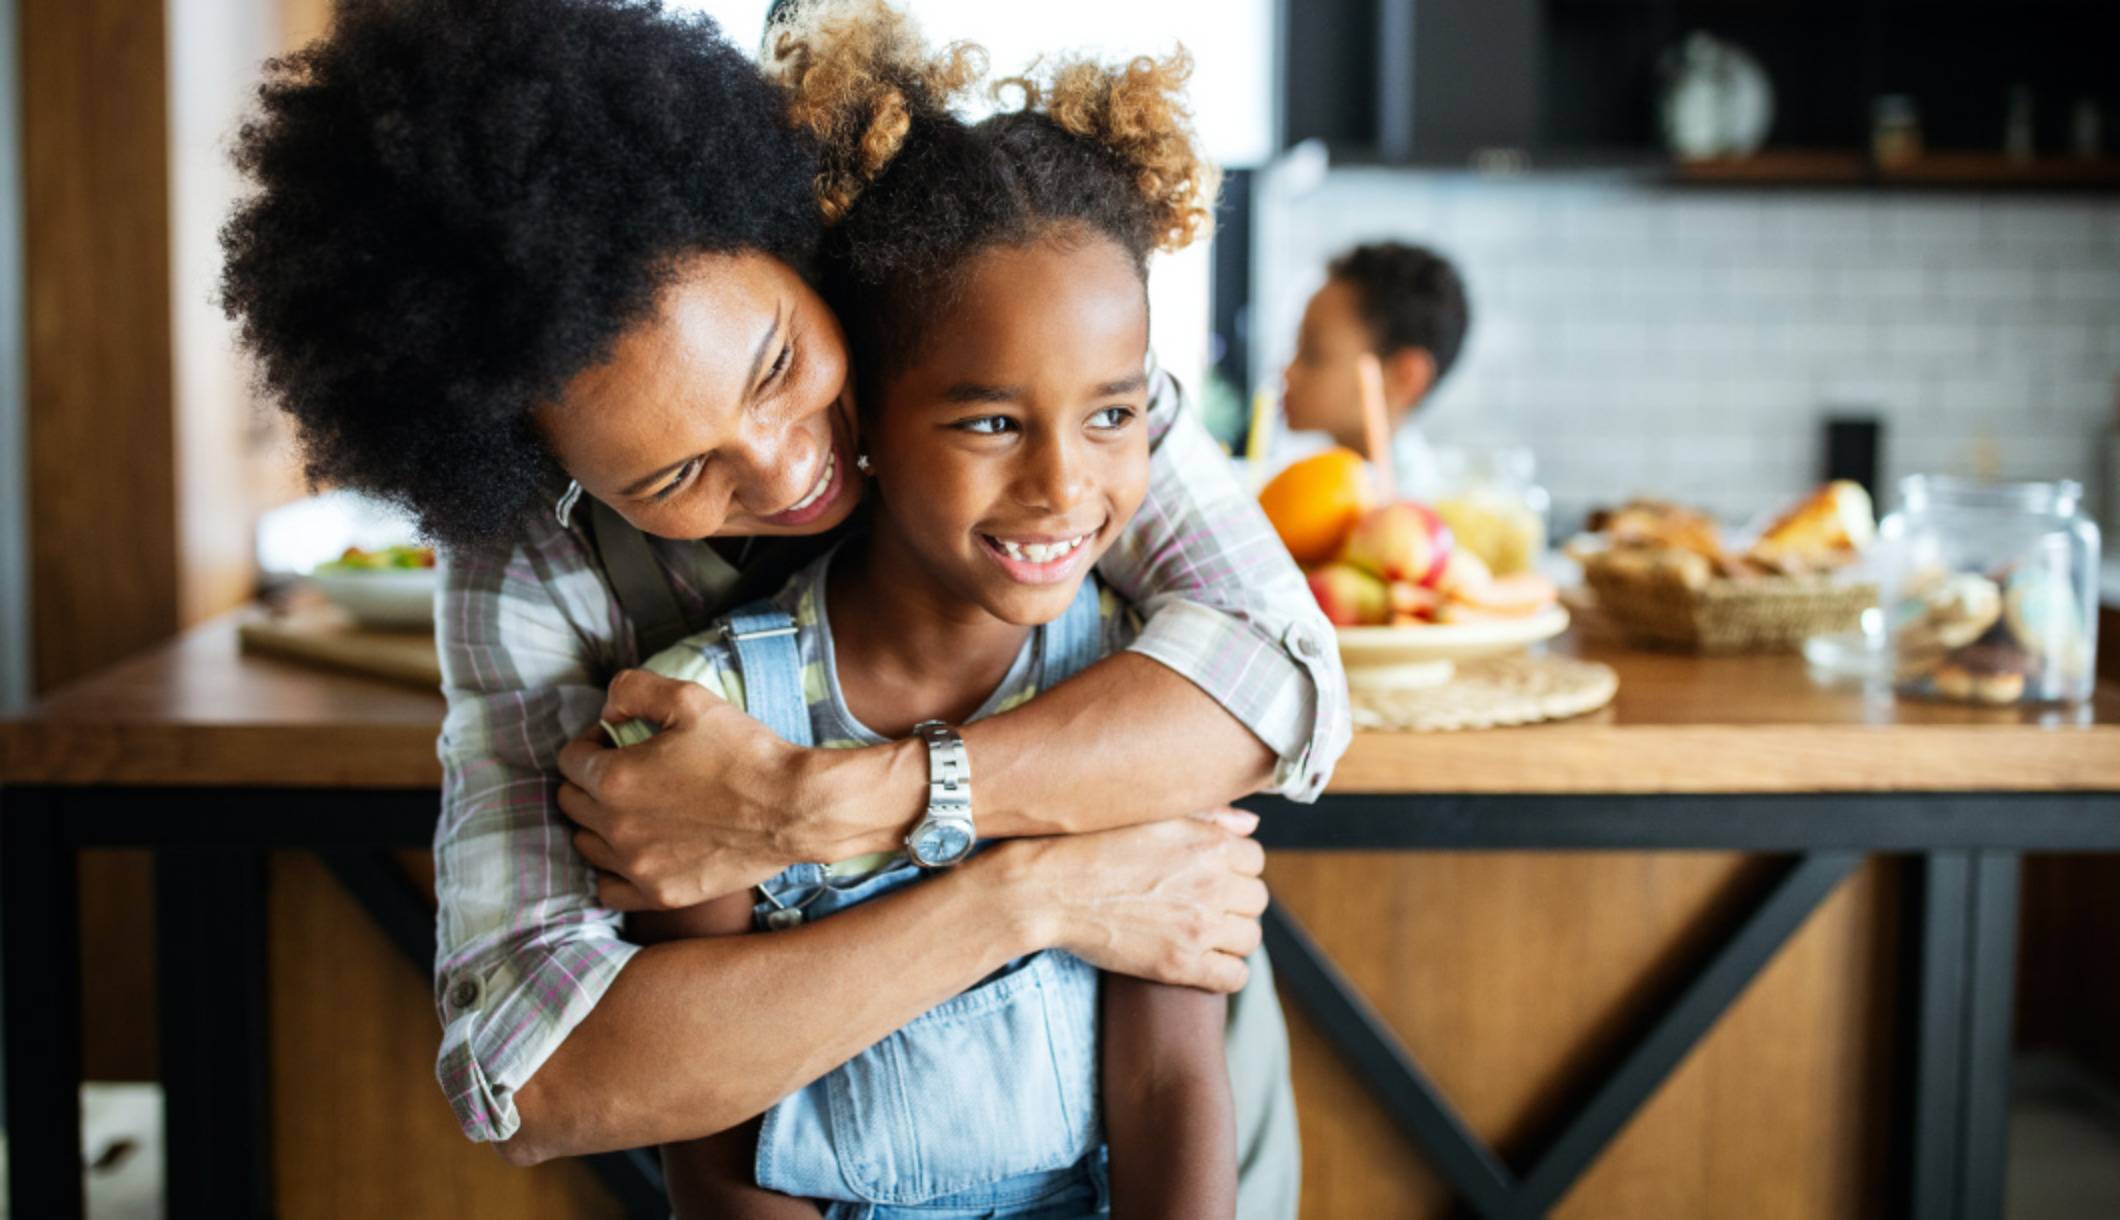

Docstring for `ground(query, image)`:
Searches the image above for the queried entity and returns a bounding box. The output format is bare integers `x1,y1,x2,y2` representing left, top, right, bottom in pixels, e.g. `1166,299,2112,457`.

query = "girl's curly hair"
767,1,1218,392
219,0,821,546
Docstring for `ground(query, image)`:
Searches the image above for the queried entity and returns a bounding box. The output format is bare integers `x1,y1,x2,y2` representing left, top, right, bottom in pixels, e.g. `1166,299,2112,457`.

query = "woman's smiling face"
863,229,1151,627
535,250,863,539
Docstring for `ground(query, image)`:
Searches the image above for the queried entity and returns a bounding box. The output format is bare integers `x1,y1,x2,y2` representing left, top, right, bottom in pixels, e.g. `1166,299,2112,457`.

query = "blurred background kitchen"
1,0,2117,1216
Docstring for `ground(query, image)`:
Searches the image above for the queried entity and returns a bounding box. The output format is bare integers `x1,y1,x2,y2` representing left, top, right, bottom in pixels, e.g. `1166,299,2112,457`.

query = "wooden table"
3,611,2117,1218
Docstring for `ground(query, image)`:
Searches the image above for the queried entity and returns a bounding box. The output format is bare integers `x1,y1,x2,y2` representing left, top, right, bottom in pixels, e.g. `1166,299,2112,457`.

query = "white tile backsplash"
1254,168,2120,524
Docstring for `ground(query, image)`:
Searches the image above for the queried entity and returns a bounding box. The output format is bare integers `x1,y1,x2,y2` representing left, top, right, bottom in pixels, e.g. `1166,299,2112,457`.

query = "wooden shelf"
1671,150,1868,183
1877,153,2120,186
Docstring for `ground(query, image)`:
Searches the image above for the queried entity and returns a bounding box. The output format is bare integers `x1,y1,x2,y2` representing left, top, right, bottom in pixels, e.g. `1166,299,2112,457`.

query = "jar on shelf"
1878,475,2100,705
1871,94,1923,168
1426,446,1551,577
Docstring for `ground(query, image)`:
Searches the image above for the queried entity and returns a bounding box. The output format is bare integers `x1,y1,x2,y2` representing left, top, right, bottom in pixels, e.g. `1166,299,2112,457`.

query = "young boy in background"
1278,241,1470,494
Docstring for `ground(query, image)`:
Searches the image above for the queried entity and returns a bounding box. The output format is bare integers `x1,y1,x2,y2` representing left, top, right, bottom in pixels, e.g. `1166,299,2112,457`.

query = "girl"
617,5,1235,1215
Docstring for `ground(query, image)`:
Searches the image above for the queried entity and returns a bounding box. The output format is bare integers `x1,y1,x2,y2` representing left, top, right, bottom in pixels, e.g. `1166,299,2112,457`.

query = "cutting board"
238,603,441,690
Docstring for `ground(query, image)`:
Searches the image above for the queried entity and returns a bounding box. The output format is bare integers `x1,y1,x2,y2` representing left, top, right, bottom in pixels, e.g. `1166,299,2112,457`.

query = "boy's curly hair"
1328,242,1471,382
768,1,1218,394
220,0,821,546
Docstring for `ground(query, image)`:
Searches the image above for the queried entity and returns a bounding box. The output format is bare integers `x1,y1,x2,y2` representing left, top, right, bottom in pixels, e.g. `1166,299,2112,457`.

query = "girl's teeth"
995,534,1087,563
788,451,836,512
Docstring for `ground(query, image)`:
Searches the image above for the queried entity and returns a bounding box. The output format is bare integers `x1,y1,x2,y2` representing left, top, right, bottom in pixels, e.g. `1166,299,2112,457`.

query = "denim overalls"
723,577,1111,1217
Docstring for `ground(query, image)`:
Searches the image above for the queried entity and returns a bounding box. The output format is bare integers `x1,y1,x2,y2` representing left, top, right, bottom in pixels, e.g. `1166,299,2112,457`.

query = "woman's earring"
554,479,584,528
855,453,873,474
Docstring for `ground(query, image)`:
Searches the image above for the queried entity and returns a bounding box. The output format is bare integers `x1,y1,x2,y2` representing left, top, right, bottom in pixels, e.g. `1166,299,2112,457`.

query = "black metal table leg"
2,787,86,1218
155,846,274,1218
1957,852,2020,1220
1261,899,1520,1215
1908,852,1972,1220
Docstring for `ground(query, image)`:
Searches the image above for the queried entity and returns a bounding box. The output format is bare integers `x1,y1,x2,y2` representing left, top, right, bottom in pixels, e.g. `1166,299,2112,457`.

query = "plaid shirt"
431,361,1350,1143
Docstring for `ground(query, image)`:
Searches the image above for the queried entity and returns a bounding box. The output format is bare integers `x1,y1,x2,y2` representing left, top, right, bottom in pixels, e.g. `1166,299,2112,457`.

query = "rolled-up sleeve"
1097,361,1350,802
431,526,639,1143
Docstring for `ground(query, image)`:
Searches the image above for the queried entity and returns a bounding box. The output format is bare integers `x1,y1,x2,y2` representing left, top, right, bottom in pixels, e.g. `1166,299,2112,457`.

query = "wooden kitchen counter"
6,608,2117,1220
5,607,2117,792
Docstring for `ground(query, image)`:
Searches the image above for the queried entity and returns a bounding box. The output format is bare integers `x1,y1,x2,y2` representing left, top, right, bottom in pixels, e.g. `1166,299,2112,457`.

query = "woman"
218,0,1347,1213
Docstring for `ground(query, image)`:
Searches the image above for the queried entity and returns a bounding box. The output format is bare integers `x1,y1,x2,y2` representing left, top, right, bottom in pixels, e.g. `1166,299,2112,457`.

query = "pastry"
1748,481,1875,572
1584,499,1725,562
1892,572,2004,659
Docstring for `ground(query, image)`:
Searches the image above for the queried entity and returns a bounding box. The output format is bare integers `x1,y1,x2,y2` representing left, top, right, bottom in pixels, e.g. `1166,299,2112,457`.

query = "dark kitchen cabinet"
1281,0,1541,164
1278,0,2120,182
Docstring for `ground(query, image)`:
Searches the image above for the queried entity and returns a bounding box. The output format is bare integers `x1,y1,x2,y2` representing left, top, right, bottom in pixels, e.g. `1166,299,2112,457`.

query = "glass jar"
1427,446,1551,577
1877,476,2100,705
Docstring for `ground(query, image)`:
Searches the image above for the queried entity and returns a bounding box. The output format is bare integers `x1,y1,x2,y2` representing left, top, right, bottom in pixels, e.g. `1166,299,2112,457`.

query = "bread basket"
1582,548,1875,654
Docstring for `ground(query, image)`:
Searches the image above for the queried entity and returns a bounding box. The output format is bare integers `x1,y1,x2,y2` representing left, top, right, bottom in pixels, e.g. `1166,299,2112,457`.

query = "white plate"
308,566,438,629
1336,606,1569,689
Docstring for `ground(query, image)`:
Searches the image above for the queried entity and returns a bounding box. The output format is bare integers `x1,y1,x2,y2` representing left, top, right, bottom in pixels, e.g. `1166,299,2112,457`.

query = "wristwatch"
905,720,975,868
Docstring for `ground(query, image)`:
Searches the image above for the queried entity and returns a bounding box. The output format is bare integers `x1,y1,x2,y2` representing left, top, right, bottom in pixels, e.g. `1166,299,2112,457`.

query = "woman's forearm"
805,653,1273,859
502,816,1265,1164
500,857,1039,1164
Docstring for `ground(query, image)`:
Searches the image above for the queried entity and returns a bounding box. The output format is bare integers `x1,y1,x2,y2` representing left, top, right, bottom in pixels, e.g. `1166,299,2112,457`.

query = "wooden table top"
3,608,2116,793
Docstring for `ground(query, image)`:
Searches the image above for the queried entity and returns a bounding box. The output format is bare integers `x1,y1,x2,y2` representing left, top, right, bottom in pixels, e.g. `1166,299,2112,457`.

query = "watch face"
913,820,973,866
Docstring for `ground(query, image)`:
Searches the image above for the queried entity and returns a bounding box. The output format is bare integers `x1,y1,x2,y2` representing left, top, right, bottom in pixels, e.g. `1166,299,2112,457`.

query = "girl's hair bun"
769,0,982,223
1028,51,1217,252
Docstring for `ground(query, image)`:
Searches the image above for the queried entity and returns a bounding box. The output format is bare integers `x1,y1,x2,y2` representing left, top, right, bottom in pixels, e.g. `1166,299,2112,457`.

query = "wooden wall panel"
269,851,624,1218
1267,852,1898,1220
32,0,319,1083
2017,853,2120,1088
22,0,179,693
24,0,180,1082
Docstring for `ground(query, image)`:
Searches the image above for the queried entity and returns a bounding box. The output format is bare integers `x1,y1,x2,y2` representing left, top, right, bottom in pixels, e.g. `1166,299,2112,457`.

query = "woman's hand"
557,669,840,909
989,809,1268,993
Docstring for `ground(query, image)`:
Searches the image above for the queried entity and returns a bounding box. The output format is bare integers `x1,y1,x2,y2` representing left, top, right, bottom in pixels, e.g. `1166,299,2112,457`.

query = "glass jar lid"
1896,474,2082,518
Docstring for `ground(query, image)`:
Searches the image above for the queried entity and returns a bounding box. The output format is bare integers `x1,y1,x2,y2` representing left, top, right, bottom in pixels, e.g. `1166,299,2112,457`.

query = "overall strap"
724,600,814,747
1041,577,1106,688
584,498,695,660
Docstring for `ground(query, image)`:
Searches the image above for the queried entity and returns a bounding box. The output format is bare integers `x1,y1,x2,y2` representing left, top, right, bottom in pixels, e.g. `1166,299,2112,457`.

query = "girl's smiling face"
863,229,1151,627
535,251,864,540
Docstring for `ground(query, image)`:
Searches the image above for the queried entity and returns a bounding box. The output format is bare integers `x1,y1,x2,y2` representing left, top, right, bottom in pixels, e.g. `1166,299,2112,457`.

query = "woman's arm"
564,651,1273,904
500,820,1266,1163
559,363,1350,907
1102,976,1235,1220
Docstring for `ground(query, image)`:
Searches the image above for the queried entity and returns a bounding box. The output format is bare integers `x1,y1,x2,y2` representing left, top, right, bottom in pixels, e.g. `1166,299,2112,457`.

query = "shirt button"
449,977,482,1010
1289,628,1324,661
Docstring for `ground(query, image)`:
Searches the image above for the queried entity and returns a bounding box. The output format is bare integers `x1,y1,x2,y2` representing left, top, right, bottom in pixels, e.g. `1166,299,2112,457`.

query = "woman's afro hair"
220,0,821,546
767,1,1218,395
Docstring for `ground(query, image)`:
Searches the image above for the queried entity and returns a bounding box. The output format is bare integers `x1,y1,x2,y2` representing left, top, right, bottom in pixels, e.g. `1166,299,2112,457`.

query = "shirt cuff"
1125,600,1348,803
435,934,642,1143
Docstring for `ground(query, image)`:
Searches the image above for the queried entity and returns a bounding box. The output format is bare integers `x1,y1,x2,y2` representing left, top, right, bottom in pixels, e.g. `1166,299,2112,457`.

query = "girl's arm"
660,1117,822,1220
497,820,1265,1164
630,900,826,1220
558,364,1350,909
1101,976,1236,1220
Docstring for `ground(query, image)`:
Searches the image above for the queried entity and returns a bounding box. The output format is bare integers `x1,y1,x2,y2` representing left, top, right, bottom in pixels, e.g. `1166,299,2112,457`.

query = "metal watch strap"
908,720,973,867
916,720,970,816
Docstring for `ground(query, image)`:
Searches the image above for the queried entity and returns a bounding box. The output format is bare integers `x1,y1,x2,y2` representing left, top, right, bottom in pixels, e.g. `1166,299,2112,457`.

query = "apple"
1307,562,1390,626
1435,547,1491,599
1388,580,1443,622
1340,501,1453,588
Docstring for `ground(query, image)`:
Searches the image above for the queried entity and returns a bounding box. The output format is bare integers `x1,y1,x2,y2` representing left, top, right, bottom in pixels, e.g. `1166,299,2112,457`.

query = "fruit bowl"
1336,606,1570,690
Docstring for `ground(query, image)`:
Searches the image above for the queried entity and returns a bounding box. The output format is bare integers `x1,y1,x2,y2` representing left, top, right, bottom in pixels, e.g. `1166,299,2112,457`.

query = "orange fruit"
1259,448,1374,565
